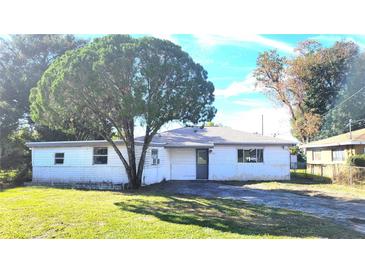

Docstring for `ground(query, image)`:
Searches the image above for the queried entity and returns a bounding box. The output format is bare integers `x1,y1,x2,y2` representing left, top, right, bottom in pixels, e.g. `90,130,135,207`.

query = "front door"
196,149,208,180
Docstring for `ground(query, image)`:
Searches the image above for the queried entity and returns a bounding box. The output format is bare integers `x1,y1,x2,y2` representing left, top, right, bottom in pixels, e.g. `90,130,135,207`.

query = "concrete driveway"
155,181,365,234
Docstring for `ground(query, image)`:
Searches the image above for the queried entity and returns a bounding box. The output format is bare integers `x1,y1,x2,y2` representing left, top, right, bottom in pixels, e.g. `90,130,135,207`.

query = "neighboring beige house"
302,128,365,177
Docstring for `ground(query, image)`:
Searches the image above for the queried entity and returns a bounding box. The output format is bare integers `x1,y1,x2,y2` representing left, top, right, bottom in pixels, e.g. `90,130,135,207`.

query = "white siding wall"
142,147,170,184
167,145,290,181
31,144,290,184
31,145,167,185
209,145,290,180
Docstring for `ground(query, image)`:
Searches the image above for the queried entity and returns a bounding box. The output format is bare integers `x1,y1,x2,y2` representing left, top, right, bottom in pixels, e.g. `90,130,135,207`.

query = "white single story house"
26,126,295,189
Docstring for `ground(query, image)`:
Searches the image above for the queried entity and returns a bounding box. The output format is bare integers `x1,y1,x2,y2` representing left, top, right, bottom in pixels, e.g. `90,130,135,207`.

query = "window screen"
238,149,244,163
238,149,263,163
151,149,159,165
93,147,108,164
312,150,321,161
332,149,344,162
54,153,64,165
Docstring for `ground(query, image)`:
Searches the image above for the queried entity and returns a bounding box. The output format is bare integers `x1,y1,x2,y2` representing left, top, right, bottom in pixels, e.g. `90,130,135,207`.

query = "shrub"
348,154,365,167
0,167,31,189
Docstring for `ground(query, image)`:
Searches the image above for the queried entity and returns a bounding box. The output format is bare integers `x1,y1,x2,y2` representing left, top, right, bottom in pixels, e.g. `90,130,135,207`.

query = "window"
332,148,345,162
238,149,244,163
93,147,108,164
54,153,64,164
151,149,160,165
312,150,321,161
238,149,263,163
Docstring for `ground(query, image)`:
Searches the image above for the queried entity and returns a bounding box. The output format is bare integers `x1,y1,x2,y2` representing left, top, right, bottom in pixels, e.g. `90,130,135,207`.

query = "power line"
351,118,365,124
324,85,365,116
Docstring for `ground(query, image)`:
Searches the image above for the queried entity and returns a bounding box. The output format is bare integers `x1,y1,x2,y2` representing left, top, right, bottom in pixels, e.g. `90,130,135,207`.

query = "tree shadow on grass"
114,192,364,239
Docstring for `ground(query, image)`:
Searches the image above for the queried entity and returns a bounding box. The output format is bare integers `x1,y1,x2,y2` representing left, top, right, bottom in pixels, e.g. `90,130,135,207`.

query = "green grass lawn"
0,186,363,239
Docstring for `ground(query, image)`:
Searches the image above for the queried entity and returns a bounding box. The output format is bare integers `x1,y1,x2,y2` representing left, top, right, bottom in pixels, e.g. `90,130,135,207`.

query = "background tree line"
254,40,365,143
0,35,103,176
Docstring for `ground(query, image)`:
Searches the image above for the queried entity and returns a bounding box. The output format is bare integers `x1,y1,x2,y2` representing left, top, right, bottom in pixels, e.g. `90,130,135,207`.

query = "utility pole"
261,114,264,136
349,118,352,139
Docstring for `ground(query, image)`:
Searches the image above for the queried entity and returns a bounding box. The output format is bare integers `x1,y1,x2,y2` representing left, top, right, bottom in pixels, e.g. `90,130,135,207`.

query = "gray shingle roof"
26,126,295,148
137,126,296,147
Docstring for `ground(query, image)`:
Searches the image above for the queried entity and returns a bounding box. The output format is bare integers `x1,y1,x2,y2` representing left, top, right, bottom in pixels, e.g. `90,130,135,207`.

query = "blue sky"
67,34,365,139
126,34,365,140
5,34,365,139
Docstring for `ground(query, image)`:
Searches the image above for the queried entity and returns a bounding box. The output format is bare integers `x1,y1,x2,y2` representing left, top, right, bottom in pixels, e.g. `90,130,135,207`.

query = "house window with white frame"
93,147,108,164
238,149,263,163
54,153,64,165
312,149,321,161
332,148,345,162
151,149,159,165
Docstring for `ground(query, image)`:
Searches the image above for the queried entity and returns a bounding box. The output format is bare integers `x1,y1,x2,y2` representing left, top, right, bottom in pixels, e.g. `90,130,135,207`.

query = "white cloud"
194,34,294,53
213,105,296,141
233,98,270,108
215,74,258,97
134,106,296,141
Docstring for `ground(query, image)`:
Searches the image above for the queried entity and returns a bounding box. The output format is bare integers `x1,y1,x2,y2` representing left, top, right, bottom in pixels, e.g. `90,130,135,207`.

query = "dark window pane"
151,149,159,165
93,156,108,164
54,152,64,165
197,150,207,165
238,149,243,163
257,149,263,162
244,149,257,163
94,147,108,155
55,158,64,164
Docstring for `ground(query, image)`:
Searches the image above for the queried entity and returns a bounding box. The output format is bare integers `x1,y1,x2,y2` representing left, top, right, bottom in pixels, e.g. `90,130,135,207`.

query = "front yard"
0,186,363,239
246,170,365,200
245,181,365,200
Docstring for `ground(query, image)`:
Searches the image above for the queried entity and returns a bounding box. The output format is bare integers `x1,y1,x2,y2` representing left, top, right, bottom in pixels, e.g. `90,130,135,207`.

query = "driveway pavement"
156,181,365,234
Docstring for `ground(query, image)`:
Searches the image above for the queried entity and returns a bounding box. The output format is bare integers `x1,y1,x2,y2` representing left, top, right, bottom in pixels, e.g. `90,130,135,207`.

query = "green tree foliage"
254,40,359,143
348,154,365,167
319,52,365,138
0,35,89,169
30,35,216,188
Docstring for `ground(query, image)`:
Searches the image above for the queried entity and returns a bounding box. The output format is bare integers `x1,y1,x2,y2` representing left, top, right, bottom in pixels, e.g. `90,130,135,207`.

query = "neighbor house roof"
26,126,296,148
302,128,365,149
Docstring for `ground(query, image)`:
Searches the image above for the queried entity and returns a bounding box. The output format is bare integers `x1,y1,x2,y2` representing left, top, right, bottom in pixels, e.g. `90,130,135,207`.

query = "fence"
306,163,365,185
332,165,365,185
290,161,306,169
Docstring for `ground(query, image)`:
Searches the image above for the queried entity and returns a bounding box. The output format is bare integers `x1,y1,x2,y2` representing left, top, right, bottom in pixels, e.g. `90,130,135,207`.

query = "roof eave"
301,140,364,148
25,140,166,148
213,142,296,146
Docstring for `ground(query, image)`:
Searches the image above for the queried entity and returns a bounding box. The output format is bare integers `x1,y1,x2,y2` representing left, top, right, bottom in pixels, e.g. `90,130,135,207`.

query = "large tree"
30,35,216,189
254,40,359,142
0,35,86,129
0,35,88,168
319,51,365,138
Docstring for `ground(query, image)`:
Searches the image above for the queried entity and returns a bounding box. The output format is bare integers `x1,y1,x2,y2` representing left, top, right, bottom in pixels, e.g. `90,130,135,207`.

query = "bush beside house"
348,154,365,167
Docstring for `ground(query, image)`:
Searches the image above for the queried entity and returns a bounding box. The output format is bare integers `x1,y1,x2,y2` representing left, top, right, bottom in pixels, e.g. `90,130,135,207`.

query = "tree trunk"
135,142,150,187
